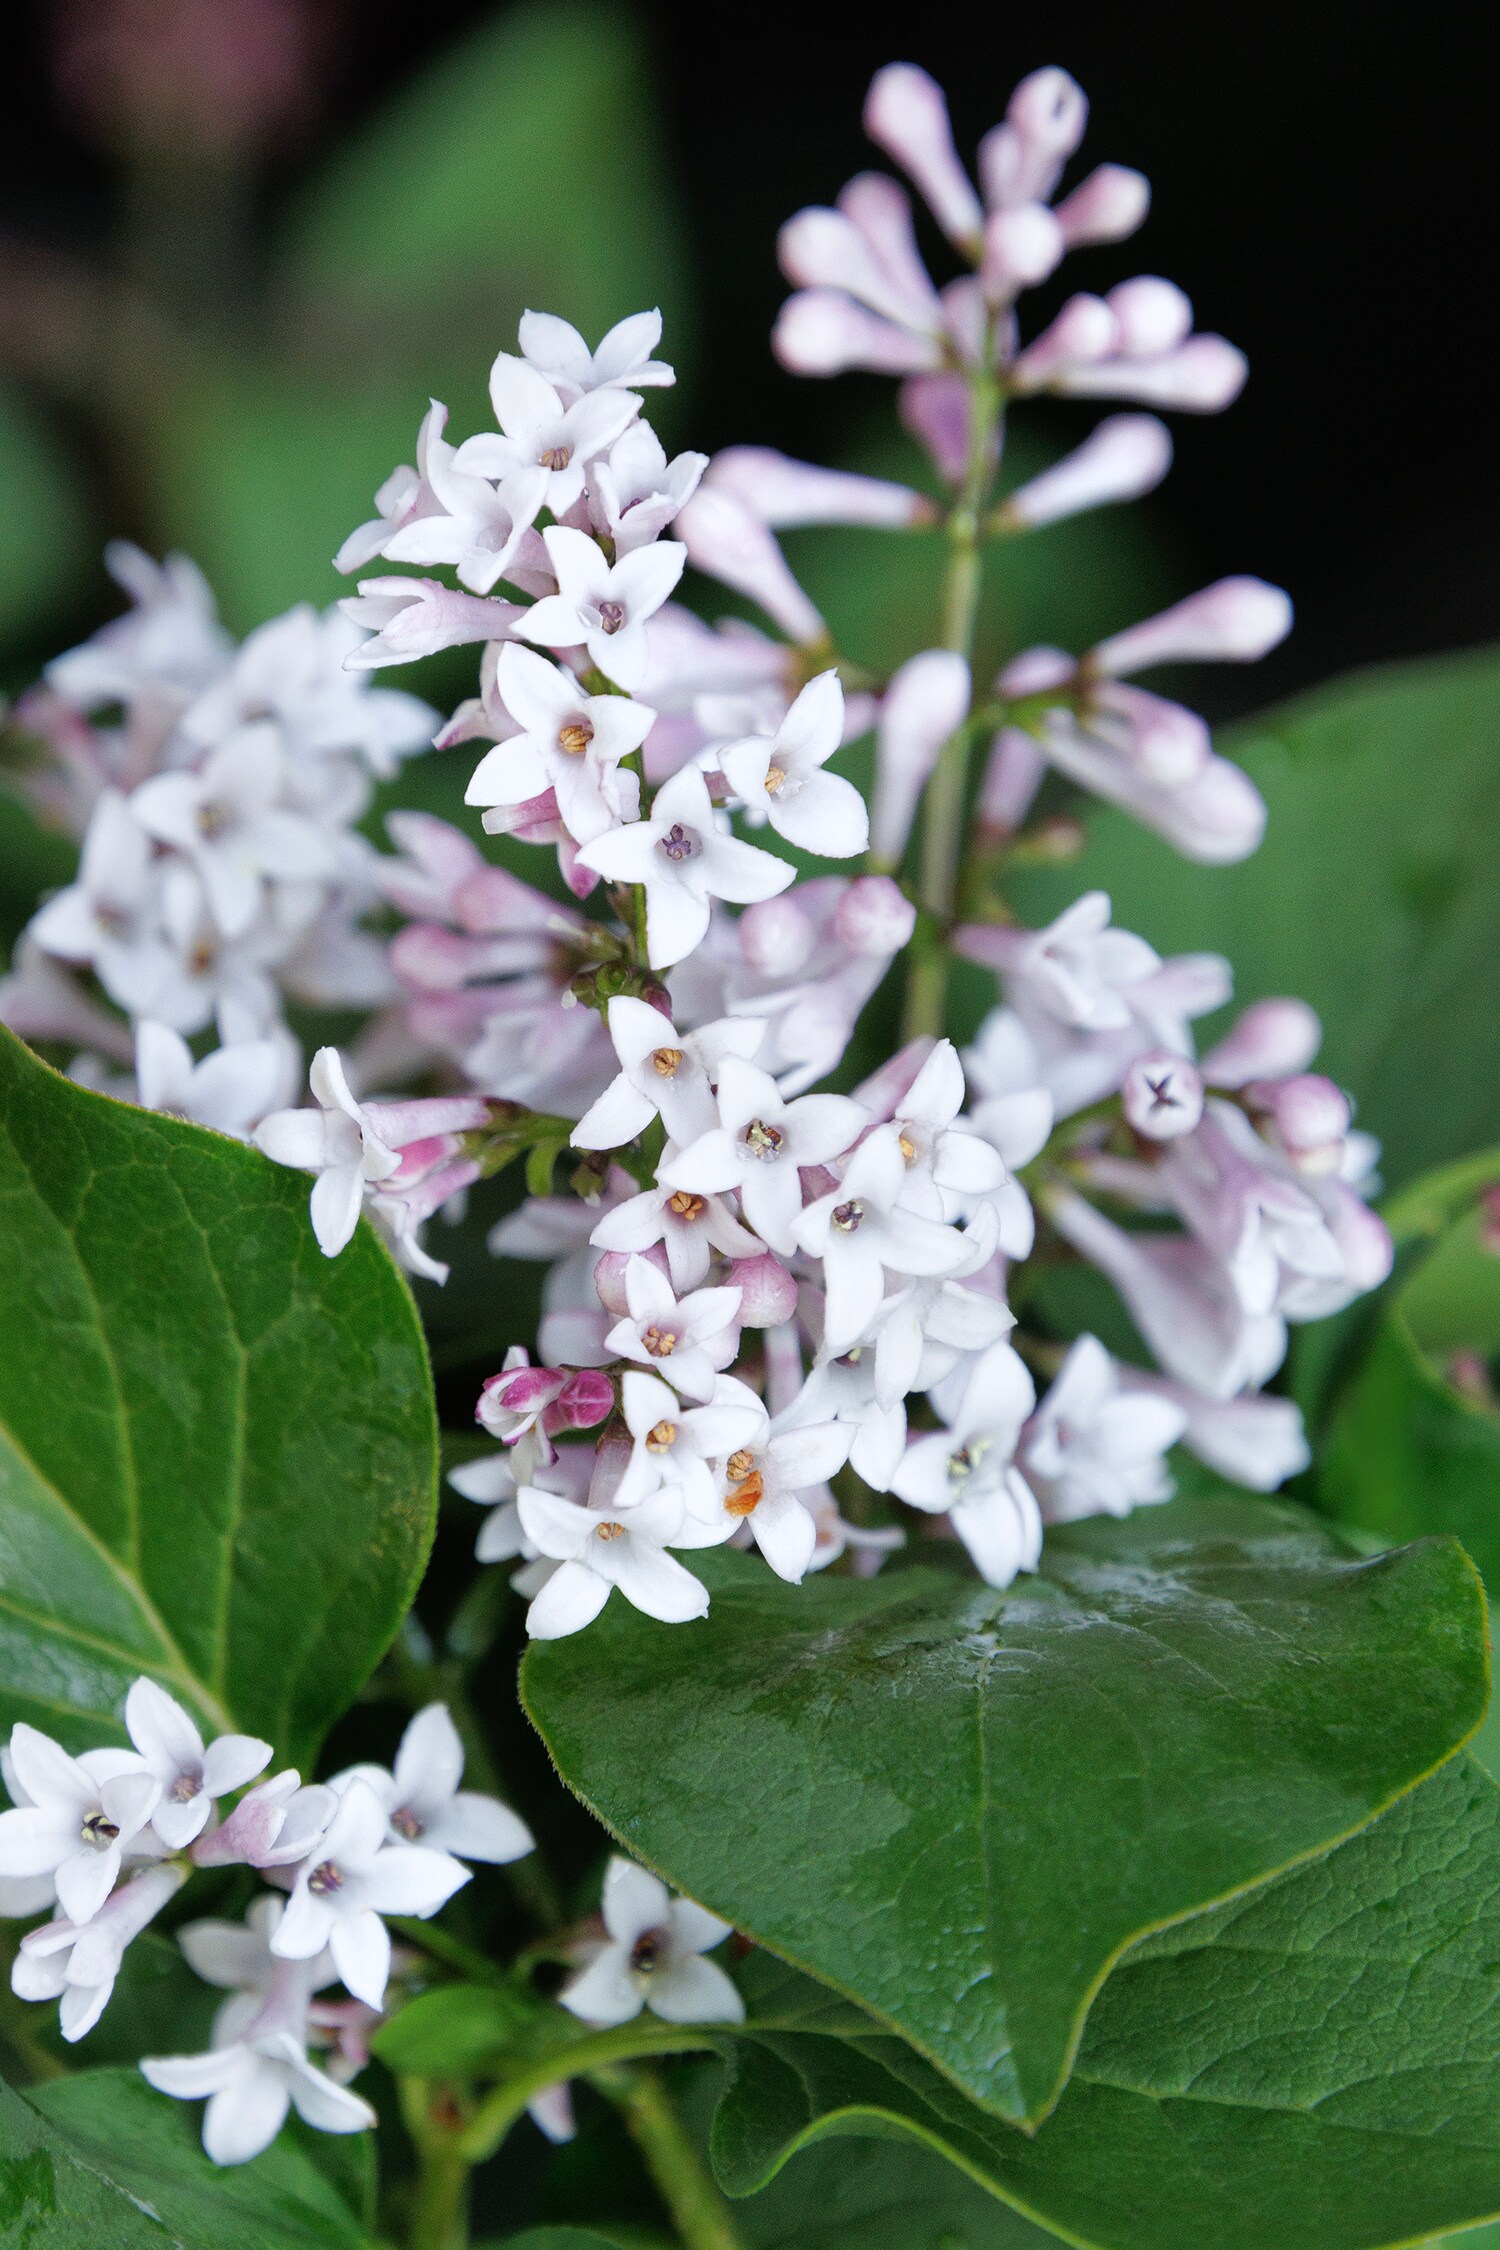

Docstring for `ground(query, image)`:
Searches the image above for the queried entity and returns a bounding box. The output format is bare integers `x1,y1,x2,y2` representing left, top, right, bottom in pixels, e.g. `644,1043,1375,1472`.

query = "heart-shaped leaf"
710,1753,1500,2250
0,1024,437,1765
523,1500,1487,2125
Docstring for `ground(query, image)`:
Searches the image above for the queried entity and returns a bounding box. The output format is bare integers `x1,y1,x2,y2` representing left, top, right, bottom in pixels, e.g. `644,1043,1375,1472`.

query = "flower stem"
401,2078,472,2250
596,2063,748,2250
456,2023,719,2164
902,364,1005,1044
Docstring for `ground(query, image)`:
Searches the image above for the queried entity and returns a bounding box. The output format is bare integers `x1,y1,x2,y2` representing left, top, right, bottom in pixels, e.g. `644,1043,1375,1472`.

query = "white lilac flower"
254,1047,402,1256
131,726,335,939
14,1865,183,2043
26,789,165,1003
181,603,436,779
519,526,685,692
613,1370,768,1516
661,1057,867,1256
589,1167,763,1294
454,353,639,521
869,1199,1013,1407
0,1725,160,1926
604,1257,743,1404
686,1416,854,1584
517,308,676,400
789,1348,909,1492
572,998,765,1154
975,890,1162,1031
1119,1369,1310,1491
135,1020,292,1138
272,1778,469,2009
466,645,652,846
1021,1335,1187,1523
590,422,707,554
717,670,868,857
576,764,794,971
516,1483,716,1639
794,1131,971,1356
46,543,230,711
377,406,541,596
331,1703,533,1866
560,1856,743,2028
881,1038,1007,1218
144,1897,374,2166
891,1341,1042,1588
123,1680,272,1853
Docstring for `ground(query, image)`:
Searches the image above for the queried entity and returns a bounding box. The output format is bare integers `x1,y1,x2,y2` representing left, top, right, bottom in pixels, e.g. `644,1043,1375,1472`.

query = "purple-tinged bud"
1123,1051,1205,1139
1053,163,1151,247
593,1250,637,1316
981,202,1064,302
1061,334,1249,411
870,650,971,867
1199,998,1322,1088
834,875,917,955
774,289,943,378
839,172,943,314
900,373,971,484
1094,684,1208,783
998,415,1172,529
730,1252,800,1328
739,894,816,978
1107,277,1193,357
1319,1181,1394,1293
979,68,1088,208
677,488,826,647
998,645,1075,696
864,64,983,248
340,577,520,668
1250,1073,1351,1174
1093,577,1293,674
978,727,1046,831
779,206,937,330
1010,293,1120,388
854,1035,937,1119
550,1368,615,1433
705,447,931,529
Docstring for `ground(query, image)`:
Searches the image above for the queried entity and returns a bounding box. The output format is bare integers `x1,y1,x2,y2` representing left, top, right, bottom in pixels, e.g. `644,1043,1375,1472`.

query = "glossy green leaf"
0,2075,175,2247
709,1754,1500,2250
0,1024,437,1764
373,1980,536,2079
1004,648,1500,1191
523,1498,1488,2126
24,2068,368,2248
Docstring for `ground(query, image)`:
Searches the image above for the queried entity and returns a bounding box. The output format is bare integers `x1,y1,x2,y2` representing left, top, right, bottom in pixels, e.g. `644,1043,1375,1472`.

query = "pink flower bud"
981,202,1064,301
1053,163,1151,247
1318,1180,1394,1293
1199,998,1322,1088
1092,577,1293,674
979,68,1089,207
729,1251,800,1327
998,645,1075,696
340,577,519,668
1107,277,1193,357
1094,685,1208,784
838,172,944,320
1123,1051,1205,1139
1250,1073,1351,1173
870,649,971,867
739,893,816,978
774,290,943,378
549,1368,615,1433
705,447,930,529
899,373,971,485
853,1035,936,1119
593,1249,636,1316
676,488,826,647
834,875,917,955
380,811,483,919
365,1096,493,1148
999,415,1172,528
779,206,938,331
864,64,983,248
978,727,1046,831
1061,334,1248,411
478,788,564,846
1010,293,1120,388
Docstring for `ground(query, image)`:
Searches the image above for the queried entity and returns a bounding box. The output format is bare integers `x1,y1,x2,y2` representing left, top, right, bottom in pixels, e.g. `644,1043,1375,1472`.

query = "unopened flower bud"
871,650,971,866
704,447,930,529
978,728,1046,831
551,1368,615,1432
739,894,816,978
899,373,971,484
1123,1051,1205,1139
1062,335,1248,411
1198,997,1322,1088
864,64,983,248
779,206,934,330
1010,293,1119,388
774,290,942,378
1251,1073,1351,1173
981,202,1064,301
1053,162,1151,246
980,68,1088,207
729,1252,800,1328
998,645,1075,696
1107,277,1193,357
834,875,918,955
676,488,825,647
1092,577,1293,674
999,415,1172,529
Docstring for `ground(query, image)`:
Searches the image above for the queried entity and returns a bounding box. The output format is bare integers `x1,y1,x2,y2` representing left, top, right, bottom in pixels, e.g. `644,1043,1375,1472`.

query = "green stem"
902,364,1005,1043
410,2136,471,2250
598,2064,748,2250
456,2024,719,2164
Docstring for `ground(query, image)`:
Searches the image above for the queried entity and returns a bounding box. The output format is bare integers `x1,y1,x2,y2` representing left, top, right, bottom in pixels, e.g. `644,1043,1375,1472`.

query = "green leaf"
705,2119,1057,2249
1004,648,1500,1192
522,1498,1488,2127
372,1982,537,2079
24,2068,368,2248
709,1753,1500,2249
0,1023,437,1764
1,2074,177,2247
1322,1158,1500,1596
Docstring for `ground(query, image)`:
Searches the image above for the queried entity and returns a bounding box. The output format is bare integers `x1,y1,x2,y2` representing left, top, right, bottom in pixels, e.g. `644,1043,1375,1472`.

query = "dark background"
1,0,1495,707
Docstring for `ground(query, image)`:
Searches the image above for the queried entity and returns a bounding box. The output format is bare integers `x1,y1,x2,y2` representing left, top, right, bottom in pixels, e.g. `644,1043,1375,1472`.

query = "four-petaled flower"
272,1777,469,2009
0,1723,161,1927
125,1679,272,1852
718,670,869,857
662,1058,867,1255
560,1856,744,2028
519,525,686,691
466,644,651,845
604,1257,744,1403
331,1703,534,1866
576,764,795,969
